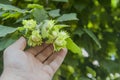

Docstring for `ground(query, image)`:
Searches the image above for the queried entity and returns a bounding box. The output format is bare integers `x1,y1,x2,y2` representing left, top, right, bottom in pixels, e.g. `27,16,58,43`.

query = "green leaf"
57,13,78,22
48,9,60,18
0,25,17,37
111,0,118,8
0,37,16,51
86,66,96,77
0,11,6,16
80,77,90,80
2,12,21,20
73,29,84,37
101,60,120,73
0,0,10,4
84,29,101,48
52,0,68,2
15,15,30,23
66,38,81,54
32,8,48,23
27,4,43,9
0,4,25,13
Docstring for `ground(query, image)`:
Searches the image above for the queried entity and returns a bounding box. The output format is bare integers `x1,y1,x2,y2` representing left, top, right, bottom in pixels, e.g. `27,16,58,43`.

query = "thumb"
7,37,26,51
3,37,27,69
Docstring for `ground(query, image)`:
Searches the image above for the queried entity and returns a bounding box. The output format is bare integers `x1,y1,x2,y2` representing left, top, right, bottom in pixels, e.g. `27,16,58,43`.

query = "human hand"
0,37,67,80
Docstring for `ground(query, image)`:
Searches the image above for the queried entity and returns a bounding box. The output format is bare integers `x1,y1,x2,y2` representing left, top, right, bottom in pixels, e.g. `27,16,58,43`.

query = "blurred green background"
0,0,120,80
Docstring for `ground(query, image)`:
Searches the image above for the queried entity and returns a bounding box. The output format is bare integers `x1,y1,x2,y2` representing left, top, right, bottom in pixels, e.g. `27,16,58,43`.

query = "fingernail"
19,37,25,41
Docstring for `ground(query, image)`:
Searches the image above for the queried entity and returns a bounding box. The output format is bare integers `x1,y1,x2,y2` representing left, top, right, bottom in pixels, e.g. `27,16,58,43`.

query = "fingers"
36,45,54,62
25,43,48,55
5,37,26,52
44,48,67,73
26,44,54,63
44,51,58,64
3,37,27,68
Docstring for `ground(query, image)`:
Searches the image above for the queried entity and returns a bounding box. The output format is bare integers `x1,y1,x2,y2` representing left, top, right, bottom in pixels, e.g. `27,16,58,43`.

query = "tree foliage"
0,0,120,80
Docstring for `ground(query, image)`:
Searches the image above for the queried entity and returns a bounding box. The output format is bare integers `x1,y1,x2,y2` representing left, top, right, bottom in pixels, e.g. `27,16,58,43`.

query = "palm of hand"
3,37,67,80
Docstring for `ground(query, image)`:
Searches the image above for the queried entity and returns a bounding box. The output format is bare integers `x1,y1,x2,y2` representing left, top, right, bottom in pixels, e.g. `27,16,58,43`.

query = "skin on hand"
0,37,67,80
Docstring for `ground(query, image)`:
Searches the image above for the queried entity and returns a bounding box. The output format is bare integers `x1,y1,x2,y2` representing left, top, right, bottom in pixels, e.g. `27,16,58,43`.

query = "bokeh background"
0,0,120,80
